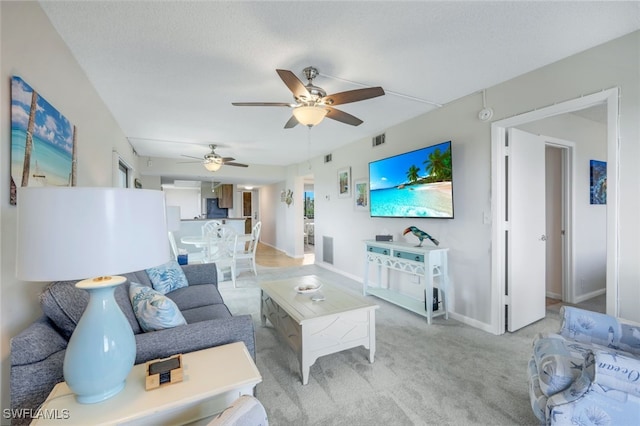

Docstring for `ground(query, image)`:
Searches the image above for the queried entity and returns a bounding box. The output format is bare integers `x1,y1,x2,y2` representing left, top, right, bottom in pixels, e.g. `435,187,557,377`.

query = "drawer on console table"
393,250,424,263
366,245,391,256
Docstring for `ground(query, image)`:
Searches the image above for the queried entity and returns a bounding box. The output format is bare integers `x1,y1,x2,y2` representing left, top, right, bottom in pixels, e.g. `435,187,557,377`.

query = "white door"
507,128,547,331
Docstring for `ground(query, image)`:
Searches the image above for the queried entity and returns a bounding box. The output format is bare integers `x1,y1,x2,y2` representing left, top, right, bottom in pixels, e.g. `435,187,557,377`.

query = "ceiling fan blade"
221,157,236,162
225,162,249,168
180,154,203,160
276,69,310,100
326,107,363,126
232,102,293,107
284,115,299,129
321,87,385,106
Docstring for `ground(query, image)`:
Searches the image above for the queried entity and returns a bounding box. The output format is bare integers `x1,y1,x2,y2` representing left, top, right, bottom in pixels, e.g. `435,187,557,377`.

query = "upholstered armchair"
527,306,640,425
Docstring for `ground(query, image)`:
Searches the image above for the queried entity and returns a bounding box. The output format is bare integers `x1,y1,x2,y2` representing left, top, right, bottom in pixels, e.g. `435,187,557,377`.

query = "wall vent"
324,154,332,163
323,236,334,264
372,133,386,147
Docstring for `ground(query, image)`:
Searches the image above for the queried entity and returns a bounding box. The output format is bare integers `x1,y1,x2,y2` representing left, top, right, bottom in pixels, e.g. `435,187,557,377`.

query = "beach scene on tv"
369,141,453,218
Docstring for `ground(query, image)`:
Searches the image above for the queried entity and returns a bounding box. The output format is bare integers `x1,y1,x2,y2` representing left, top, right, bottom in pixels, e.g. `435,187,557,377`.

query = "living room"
2,1,639,424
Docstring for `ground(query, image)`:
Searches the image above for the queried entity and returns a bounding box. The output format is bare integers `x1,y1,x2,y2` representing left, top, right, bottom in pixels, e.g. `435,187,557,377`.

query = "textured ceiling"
39,1,639,184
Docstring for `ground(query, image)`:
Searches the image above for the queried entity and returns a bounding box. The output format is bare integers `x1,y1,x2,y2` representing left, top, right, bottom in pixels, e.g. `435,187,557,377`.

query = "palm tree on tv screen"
424,146,452,182
406,165,420,183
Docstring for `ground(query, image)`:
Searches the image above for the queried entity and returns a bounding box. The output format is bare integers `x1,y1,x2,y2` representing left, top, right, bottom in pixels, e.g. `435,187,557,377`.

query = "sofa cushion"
167,284,224,311
129,283,187,332
146,260,189,294
181,304,232,324
40,279,142,339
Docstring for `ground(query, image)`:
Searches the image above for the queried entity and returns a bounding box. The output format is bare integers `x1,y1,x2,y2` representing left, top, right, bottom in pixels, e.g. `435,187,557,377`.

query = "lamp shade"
16,187,170,281
292,105,328,127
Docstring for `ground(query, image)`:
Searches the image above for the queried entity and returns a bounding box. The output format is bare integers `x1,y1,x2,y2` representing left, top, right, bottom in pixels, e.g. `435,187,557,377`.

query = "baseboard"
315,262,362,283
545,291,562,300
573,288,606,304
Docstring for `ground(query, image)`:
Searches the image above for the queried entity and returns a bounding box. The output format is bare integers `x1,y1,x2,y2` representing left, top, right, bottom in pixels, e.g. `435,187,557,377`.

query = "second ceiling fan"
232,66,385,128
180,144,248,172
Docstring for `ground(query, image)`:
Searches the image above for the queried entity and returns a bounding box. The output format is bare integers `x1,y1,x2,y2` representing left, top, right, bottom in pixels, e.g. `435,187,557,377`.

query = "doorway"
491,88,619,334
241,190,258,235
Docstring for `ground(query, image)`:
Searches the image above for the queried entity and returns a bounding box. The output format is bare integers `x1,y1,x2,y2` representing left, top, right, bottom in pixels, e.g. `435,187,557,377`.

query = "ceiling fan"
232,66,385,128
180,144,248,172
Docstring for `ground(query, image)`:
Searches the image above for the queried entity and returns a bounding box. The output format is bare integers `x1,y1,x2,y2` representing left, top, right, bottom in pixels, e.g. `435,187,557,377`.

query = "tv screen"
369,141,454,218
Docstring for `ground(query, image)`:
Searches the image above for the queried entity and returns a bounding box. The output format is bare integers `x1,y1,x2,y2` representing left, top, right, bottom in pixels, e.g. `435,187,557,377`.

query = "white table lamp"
15,187,170,404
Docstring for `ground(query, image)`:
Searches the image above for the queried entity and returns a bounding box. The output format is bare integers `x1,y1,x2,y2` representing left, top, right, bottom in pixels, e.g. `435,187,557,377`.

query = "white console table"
363,240,449,324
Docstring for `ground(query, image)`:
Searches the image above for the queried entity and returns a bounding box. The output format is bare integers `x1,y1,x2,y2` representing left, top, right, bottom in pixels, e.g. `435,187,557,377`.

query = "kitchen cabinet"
218,184,233,208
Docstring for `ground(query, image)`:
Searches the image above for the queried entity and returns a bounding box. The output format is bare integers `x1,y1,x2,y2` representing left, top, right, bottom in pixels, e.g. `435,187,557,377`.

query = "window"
304,191,314,219
117,160,129,188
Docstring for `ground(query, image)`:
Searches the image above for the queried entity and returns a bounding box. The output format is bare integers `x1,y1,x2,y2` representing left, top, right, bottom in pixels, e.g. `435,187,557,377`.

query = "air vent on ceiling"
372,133,386,147
324,154,332,163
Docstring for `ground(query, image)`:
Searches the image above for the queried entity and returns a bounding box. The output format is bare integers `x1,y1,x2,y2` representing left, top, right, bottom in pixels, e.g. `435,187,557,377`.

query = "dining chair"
202,220,223,236
204,225,238,287
236,221,261,276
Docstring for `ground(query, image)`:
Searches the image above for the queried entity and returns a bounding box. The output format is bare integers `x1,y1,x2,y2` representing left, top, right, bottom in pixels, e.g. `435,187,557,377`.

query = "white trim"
491,88,619,335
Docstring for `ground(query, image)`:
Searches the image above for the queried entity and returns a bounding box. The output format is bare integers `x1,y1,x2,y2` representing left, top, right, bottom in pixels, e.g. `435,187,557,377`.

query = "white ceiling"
39,1,639,183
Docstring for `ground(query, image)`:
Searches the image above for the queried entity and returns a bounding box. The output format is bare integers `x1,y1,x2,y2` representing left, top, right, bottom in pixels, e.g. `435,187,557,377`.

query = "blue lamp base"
63,276,136,404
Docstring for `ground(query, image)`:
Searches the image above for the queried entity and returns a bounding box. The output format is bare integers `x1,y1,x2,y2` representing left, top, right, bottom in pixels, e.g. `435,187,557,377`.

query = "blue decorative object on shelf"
63,276,135,403
402,226,440,247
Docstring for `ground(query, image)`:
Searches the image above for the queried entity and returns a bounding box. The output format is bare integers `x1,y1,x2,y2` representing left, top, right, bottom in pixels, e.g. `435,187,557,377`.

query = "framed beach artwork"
337,167,351,198
10,76,76,205
589,160,606,205
354,179,368,211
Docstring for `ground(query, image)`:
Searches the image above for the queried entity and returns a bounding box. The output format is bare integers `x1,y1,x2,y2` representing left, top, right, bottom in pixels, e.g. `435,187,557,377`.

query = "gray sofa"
10,263,255,425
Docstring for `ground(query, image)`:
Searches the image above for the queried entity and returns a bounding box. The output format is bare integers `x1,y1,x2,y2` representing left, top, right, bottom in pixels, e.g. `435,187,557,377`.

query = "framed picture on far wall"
337,167,351,198
354,179,368,211
590,160,606,205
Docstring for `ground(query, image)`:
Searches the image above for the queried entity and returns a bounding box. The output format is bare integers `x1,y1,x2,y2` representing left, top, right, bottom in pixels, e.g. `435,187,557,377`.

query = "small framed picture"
589,160,606,204
354,179,368,211
337,167,351,198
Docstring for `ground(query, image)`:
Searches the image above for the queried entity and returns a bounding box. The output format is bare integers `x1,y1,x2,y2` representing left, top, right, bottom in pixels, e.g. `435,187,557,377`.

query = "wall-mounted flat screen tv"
369,140,454,218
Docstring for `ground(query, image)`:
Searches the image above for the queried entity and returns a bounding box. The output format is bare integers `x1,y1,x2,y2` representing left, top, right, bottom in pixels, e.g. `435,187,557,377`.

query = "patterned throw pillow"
129,282,187,332
146,260,189,294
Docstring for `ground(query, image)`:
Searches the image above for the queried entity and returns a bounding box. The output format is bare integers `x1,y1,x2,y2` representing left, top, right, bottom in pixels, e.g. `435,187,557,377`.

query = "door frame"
491,88,619,335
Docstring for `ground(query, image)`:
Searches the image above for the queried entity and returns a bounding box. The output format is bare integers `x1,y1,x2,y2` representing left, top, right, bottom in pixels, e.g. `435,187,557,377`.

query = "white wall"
163,188,201,219
0,2,145,413
301,31,639,329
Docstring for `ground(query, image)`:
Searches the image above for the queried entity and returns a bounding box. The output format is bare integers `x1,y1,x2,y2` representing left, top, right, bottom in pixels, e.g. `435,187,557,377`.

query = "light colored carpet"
220,265,554,425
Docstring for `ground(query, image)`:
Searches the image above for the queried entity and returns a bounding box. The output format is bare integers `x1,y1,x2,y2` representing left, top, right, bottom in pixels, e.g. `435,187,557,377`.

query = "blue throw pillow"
129,282,187,332
146,260,189,294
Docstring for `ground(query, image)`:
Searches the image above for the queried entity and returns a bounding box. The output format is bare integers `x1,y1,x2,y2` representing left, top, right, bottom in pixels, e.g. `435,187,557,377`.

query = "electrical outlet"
412,275,421,284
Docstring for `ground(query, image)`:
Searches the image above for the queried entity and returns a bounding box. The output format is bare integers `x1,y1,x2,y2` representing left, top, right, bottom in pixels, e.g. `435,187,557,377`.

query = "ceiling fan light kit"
293,105,328,127
204,158,222,172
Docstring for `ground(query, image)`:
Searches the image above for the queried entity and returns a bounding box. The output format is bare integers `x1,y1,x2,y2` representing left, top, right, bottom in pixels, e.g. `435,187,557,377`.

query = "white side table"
32,342,261,425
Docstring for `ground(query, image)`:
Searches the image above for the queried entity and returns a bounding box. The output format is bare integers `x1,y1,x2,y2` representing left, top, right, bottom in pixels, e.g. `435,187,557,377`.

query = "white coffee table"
260,275,379,385
32,342,261,425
